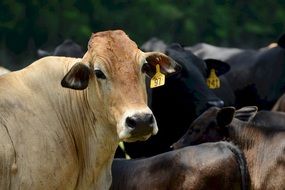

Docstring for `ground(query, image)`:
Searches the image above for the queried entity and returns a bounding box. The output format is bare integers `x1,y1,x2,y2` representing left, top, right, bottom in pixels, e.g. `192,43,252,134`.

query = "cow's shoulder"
0,56,81,97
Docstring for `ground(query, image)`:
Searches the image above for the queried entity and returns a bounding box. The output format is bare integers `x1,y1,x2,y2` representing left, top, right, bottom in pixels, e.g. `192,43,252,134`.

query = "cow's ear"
204,59,230,76
143,52,181,78
234,106,258,122
61,62,91,90
277,34,285,49
217,107,235,127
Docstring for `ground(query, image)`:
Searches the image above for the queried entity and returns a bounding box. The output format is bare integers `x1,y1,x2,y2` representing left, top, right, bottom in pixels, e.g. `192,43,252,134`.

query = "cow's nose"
126,113,154,129
207,100,224,108
120,112,158,141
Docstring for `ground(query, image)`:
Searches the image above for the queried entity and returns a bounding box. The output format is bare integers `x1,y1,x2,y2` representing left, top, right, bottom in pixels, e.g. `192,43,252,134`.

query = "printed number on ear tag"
150,65,165,88
207,69,220,89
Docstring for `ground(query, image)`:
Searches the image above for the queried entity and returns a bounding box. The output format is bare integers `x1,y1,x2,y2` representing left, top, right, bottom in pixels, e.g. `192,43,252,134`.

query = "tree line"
0,0,284,69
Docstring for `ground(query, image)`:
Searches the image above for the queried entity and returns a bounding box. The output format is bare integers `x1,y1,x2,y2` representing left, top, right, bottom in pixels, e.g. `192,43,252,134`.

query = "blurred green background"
1,0,285,70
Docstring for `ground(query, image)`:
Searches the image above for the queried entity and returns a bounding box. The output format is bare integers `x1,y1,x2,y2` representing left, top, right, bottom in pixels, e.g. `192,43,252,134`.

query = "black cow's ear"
204,59,230,76
277,34,285,49
143,52,181,78
61,62,91,90
217,107,235,127
235,106,258,122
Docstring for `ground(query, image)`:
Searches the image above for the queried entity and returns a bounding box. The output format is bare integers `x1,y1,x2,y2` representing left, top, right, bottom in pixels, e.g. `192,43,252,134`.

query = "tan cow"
0,66,10,75
0,30,180,189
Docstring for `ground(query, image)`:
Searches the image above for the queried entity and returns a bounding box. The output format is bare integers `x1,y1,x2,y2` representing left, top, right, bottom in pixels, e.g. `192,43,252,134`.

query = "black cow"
140,37,167,53
120,43,230,158
111,141,249,190
188,34,285,110
37,39,84,58
173,106,285,190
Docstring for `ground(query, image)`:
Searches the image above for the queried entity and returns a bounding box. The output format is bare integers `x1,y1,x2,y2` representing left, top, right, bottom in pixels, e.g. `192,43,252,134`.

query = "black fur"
222,141,250,190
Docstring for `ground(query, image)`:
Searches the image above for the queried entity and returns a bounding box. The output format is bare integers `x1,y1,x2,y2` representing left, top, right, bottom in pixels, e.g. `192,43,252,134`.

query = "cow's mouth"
119,126,156,142
123,133,152,142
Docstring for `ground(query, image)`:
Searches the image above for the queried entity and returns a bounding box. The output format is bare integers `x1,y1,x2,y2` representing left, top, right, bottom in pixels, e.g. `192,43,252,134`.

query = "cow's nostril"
125,113,155,129
126,116,137,129
145,113,154,124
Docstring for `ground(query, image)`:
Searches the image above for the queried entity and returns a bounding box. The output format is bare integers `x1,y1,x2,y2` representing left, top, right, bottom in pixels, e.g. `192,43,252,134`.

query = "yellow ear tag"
207,69,220,89
150,65,165,88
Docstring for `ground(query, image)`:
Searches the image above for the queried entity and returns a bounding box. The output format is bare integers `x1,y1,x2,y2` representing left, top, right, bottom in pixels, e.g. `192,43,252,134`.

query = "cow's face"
61,30,180,142
172,107,235,149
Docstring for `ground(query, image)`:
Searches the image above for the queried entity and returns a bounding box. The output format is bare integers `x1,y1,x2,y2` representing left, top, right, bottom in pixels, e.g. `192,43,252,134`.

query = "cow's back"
187,43,244,61
112,142,246,190
178,142,244,190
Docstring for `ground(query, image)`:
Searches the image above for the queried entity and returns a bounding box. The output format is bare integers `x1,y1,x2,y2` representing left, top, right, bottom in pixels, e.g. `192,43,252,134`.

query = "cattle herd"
0,30,284,189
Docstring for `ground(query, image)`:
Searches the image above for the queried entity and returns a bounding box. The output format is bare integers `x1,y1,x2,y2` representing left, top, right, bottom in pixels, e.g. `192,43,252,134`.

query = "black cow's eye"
94,69,106,79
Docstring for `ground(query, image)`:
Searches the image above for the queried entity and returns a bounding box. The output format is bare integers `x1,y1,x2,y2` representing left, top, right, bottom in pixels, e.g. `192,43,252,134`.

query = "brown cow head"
61,30,180,142
172,106,258,149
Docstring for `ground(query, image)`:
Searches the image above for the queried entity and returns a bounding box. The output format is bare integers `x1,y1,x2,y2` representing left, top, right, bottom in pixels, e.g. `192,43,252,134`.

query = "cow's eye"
94,69,106,79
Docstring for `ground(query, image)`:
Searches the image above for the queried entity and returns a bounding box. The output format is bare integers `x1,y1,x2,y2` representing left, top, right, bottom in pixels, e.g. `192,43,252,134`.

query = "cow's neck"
56,90,118,189
42,60,118,189
228,120,257,150
228,119,267,189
